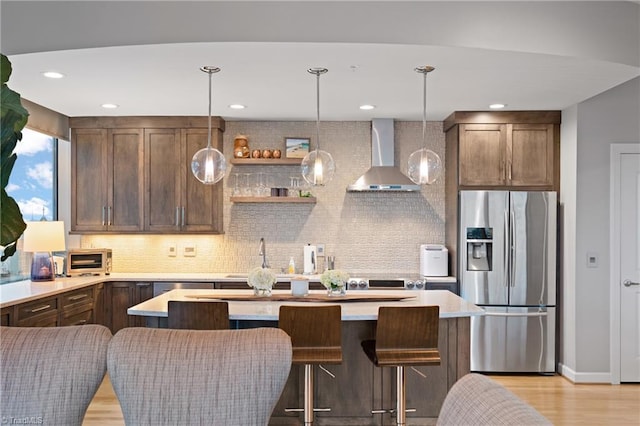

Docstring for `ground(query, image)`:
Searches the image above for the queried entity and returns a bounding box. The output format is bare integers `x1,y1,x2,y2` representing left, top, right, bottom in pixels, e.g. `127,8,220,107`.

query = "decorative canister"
233,134,250,158
262,149,273,159
273,149,282,159
251,149,262,158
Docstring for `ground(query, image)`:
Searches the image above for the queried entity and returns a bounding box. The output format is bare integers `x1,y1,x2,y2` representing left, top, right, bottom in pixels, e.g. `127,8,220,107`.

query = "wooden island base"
265,317,469,425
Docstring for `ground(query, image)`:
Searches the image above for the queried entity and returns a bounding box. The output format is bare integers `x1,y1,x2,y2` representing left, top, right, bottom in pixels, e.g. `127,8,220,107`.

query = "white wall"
560,105,578,374
562,77,640,381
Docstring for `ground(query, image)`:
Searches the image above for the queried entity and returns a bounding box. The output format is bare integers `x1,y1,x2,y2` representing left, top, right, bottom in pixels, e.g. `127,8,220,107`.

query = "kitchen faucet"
259,237,269,269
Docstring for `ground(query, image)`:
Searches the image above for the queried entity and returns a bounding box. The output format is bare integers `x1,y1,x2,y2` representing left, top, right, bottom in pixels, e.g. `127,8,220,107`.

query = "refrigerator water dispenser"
466,227,492,271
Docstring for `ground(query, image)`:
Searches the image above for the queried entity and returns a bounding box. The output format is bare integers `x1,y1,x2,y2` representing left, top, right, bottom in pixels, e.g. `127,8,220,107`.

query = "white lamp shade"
22,221,66,252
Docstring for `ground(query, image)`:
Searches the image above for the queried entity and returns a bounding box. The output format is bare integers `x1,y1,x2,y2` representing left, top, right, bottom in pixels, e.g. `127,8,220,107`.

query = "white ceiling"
2,1,639,121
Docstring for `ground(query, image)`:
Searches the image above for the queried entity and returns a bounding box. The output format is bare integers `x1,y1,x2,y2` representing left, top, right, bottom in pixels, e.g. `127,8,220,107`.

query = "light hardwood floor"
83,374,640,425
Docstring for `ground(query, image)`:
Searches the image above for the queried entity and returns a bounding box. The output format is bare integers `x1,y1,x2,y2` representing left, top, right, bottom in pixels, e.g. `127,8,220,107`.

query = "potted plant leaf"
1,53,29,260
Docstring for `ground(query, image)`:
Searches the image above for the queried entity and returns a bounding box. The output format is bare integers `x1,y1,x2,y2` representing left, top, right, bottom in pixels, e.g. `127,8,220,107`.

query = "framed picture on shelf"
285,137,310,158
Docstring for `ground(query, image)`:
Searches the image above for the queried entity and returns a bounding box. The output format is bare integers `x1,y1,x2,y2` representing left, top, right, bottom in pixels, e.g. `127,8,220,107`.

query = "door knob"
623,279,640,287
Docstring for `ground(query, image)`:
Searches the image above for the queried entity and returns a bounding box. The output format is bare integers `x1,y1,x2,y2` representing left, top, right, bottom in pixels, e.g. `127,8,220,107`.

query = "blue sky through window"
6,128,56,221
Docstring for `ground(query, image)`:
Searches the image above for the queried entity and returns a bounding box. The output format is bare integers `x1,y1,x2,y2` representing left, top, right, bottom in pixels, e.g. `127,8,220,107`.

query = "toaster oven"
66,249,112,276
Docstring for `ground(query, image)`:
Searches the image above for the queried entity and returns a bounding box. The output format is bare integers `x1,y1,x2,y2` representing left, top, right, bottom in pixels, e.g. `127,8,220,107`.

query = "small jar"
251,149,262,159
273,149,282,159
262,149,273,159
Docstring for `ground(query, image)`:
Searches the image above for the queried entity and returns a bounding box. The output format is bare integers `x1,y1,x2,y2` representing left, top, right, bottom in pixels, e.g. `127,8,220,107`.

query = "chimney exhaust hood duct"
347,118,421,192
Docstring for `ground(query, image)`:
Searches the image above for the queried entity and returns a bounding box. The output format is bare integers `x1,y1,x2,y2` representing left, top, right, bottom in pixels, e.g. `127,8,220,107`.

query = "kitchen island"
129,289,482,425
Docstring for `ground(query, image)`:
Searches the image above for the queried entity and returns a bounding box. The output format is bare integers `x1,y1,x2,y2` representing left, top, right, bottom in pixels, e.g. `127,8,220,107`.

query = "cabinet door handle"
181,206,185,227
136,283,151,287
175,207,180,227
69,294,88,301
508,163,512,180
107,206,112,226
30,304,51,313
102,206,107,226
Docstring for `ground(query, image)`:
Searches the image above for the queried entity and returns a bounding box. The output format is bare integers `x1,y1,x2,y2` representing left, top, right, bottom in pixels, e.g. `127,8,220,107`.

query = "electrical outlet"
316,243,325,257
183,244,197,257
167,244,177,257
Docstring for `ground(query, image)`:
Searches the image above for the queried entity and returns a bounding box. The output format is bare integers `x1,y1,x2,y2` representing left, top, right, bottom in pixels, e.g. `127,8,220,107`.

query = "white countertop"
0,273,457,308
0,275,107,308
127,289,483,321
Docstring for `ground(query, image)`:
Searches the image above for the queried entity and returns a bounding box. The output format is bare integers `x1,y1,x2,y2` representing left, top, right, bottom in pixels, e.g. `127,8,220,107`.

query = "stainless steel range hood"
347,118,421,192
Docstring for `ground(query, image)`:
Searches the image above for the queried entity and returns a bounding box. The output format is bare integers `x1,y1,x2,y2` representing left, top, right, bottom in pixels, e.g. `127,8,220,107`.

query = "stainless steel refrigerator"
459,190,557,373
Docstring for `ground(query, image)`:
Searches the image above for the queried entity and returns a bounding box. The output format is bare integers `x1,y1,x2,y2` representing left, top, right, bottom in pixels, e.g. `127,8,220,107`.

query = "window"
1,128,58,280
6,128,57,221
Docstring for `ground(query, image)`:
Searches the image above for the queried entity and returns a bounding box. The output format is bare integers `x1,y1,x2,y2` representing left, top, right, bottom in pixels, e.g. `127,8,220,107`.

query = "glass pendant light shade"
191,66,226,185
408,65,442,185
302,67,335,186
301,149,335,186
191,147,226,184
407,148,442,185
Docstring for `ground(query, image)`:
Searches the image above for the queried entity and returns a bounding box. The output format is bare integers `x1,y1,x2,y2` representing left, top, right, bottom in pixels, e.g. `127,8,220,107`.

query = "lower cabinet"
4,285,101,328
105,281,153,333
59,286,95,326
1,282,152,333
15,296,59,327
1,306,12,326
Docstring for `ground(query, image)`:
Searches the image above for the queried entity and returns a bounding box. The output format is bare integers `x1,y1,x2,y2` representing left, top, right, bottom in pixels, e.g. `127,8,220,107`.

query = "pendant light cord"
422,70,427,150
316,71,321,152
308,68,328,153
207,70,212,149
200,66,220,150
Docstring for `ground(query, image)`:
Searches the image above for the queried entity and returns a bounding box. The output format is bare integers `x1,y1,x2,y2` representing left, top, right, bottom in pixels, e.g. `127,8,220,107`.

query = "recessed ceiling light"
489,103,506,109
42,71,64,79
359,104,376,110
229,104,246,110
101,103,119,109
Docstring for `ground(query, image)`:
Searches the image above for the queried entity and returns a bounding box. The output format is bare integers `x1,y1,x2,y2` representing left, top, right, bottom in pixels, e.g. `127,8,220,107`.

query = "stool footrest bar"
285,408,332,412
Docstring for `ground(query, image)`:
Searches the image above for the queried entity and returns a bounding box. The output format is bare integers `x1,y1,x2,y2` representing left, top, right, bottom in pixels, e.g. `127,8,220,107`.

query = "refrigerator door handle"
483,311,548,318
504,210,509,288
510,209,516,287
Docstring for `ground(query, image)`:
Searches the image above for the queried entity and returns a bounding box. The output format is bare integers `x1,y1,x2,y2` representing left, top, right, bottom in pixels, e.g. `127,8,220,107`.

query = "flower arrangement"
320,269,350,291
248,267,277,290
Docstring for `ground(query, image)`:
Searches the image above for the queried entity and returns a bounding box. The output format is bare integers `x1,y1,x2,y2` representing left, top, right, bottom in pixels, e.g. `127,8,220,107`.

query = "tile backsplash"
82,120,445,276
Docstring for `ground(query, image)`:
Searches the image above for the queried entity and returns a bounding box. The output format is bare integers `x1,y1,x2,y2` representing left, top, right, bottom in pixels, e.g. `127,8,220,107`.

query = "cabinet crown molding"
69,116,225,131
443,111,560,132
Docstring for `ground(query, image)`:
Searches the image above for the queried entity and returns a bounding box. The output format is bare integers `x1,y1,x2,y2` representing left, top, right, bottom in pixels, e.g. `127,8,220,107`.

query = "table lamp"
22,221,66,281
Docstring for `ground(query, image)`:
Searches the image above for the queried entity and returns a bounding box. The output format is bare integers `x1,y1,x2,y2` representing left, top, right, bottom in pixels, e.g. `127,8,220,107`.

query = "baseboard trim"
559,363,612,383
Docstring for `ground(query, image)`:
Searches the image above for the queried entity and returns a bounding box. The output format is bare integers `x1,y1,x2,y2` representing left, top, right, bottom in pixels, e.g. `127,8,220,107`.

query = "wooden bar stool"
167,300,229,330
278,305,342,425
361,305,441,426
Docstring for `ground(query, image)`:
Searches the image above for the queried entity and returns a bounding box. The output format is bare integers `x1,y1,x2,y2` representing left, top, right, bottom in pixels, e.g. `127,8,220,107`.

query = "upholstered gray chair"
107,327,292,426
0,325,112,426
437,373,552,425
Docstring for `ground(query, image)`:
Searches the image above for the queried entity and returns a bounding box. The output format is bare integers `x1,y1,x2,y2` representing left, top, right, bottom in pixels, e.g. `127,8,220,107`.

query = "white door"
620,152,640,382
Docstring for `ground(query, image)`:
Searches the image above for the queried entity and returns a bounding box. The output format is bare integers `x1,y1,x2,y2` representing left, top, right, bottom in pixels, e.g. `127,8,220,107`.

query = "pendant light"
191,66,226,184
301,67,335,186
407,66,442,185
